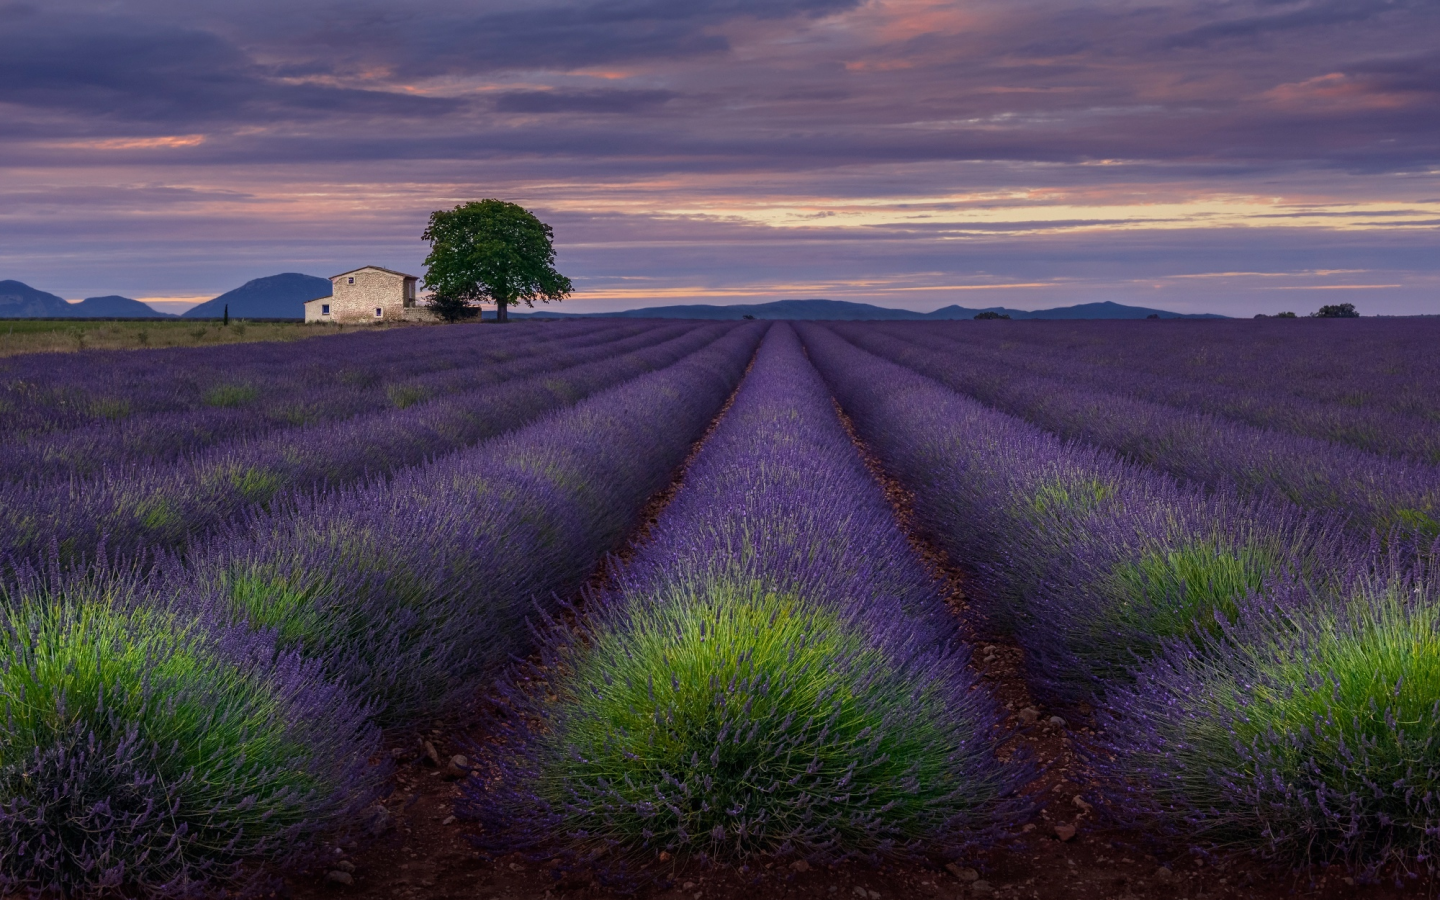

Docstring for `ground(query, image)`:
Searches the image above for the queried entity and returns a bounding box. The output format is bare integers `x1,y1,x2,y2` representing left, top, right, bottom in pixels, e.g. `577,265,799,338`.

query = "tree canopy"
422,200,572,323
1312,303,1360,318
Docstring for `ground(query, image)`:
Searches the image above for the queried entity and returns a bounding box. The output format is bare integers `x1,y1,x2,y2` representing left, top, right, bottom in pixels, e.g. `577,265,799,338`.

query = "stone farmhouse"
303,266,430,324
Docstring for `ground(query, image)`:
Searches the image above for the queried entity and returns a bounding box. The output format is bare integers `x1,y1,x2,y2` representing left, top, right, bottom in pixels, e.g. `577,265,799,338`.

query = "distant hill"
0,281,75,318
520,298,1225,320
930,300,1226,320
72,295,174,317
2,280,1226,322
0,282,176,318
182,273,331,319
591,298,935,320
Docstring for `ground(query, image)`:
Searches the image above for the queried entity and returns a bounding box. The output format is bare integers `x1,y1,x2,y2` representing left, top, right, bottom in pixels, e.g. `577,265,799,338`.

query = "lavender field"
3,318,1439,897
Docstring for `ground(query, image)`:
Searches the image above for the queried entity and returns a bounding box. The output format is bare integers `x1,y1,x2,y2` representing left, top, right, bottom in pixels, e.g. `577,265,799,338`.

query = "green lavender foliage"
0,569,379,896
538,581,985,860
467,326,1020,881
1098,551,1440,878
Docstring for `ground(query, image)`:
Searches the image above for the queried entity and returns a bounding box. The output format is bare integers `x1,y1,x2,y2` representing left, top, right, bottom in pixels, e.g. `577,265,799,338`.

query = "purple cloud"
0,0,1436,315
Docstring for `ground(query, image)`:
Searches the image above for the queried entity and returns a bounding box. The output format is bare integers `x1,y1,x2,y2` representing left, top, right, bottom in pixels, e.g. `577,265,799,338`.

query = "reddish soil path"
278,367,1415,900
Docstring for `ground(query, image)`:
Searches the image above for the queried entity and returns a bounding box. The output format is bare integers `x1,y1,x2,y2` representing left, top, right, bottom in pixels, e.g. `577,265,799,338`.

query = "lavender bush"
797,324,1348,705
464,326,1024,879
0,323,727,568
833,323,1440,536
0,319,633,443
1015,490,1352,701
881,318,1440,463
0,320,664,479
186,323,765,724
0,561,382,898
0,322,756,898
1094,539,1440,881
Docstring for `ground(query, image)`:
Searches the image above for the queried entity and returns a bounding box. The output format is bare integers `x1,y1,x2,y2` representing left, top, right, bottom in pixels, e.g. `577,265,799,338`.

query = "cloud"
93,0,864,79
3,0,1438,171
1161,0,1432,47
1345,52,1440,97
1,0,1438,316
493,89,678,114
0,11,455,125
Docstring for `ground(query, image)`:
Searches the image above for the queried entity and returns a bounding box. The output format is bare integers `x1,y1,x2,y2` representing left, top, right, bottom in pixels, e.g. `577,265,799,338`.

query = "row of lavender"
0,322,726,567
0,325,765,897
465,325,1027,885
186,322,761,725
903,318,1440,463
0,320,625,444
833,322,1440,537
1,320,665,478
802,323,1440,881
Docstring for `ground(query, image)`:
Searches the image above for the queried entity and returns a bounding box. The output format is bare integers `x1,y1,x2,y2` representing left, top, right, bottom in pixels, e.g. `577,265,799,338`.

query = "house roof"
331,266,418,281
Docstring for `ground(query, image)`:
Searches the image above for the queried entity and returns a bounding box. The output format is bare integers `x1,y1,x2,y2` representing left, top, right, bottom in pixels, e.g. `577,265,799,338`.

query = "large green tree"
422,200,572,323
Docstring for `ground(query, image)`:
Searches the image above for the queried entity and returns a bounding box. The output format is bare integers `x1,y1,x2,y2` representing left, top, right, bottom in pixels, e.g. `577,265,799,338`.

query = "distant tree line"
1255,303,1359,319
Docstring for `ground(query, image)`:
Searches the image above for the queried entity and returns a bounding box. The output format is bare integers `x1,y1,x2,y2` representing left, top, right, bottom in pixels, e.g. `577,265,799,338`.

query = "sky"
1,0,1438,316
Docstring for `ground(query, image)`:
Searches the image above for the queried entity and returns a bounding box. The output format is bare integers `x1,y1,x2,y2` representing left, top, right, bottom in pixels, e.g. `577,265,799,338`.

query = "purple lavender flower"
796,323,1351,707
464,325,1025,883
0,320,665,479
857,318,1440,464
833,321,1440,536
0,323,730,568
182,323,765,724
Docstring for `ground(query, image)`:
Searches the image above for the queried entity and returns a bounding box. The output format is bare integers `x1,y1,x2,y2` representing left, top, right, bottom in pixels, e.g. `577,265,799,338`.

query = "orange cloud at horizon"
48,135,207,151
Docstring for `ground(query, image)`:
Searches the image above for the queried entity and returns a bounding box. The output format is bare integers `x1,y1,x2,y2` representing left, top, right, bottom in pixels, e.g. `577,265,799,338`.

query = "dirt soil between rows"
280,368,1420,900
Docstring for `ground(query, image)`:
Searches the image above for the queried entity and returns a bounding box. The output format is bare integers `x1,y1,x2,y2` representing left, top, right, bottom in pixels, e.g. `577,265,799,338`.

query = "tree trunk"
496,299,508,323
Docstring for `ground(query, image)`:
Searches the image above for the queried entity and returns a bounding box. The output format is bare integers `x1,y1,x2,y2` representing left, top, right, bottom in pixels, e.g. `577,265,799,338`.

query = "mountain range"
0,281,174,318
519,298,1227,320
4,276,1226,321
0,274,333,320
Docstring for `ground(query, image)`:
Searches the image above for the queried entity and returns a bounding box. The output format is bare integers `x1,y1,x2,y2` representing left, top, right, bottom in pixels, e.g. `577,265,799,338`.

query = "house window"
321,304,330,315
347,277,355,284
374,307,383,318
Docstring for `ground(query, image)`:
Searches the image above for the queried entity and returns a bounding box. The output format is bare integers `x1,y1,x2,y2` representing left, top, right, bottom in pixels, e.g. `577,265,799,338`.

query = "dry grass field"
0,318,393,356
